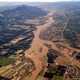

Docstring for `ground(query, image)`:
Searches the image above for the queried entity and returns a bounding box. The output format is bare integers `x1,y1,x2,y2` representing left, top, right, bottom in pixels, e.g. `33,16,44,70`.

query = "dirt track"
24,15,54,80
24,13,80,80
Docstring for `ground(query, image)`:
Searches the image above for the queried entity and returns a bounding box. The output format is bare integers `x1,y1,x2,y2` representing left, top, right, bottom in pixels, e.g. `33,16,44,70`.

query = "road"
0,12,80,80
24,15,54,80
24,13,80,80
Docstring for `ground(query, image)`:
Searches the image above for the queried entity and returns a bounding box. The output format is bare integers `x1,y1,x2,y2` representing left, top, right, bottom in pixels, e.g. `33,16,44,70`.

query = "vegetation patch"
0,55,16,66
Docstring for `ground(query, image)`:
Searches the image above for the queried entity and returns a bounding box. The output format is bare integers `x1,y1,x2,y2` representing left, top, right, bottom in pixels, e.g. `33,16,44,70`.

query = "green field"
0,55,16,66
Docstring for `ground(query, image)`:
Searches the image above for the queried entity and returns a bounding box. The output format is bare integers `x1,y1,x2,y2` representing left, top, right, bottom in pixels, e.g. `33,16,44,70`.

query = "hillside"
0,2,80,80
1,5,47,19
0,5,47,30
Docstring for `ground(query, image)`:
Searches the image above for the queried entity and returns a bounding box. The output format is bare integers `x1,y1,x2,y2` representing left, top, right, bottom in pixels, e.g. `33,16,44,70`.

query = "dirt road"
24,13,80,80
24,15,54,80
